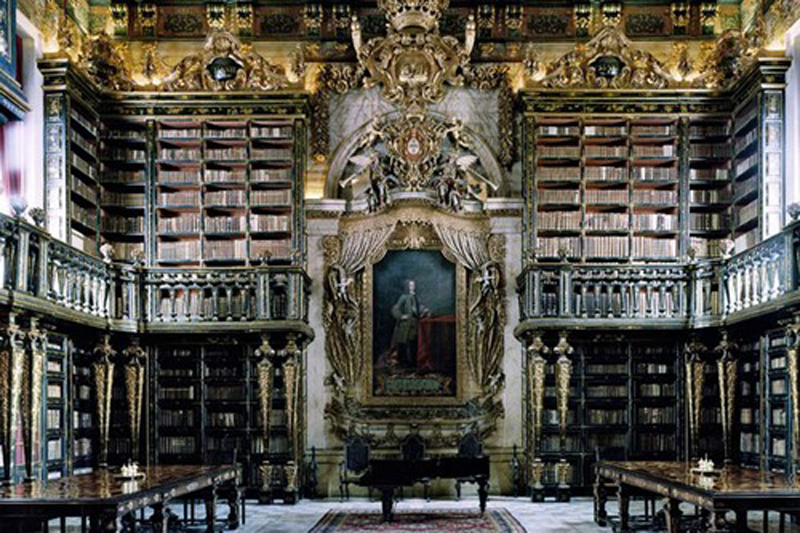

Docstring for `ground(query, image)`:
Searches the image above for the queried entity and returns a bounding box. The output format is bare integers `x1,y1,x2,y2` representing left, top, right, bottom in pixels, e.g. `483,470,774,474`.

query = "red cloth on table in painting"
416,315,456,370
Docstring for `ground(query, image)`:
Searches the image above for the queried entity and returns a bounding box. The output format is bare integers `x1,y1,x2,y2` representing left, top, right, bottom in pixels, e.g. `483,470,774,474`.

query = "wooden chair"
594,447,655,528
400,434,430,501
339,435,371,501
455,432,483,500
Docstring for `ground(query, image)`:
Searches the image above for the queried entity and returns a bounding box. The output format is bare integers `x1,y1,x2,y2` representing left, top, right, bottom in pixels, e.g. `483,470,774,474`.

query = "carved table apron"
0,465,239,533
595,461,800,533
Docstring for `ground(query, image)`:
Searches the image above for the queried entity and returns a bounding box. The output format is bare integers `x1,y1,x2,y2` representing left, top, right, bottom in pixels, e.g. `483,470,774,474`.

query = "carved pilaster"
25,319,47,479
93,334,116,467
283,335,302,463
255,335,275,444
5,316,25,482
684,338,708,460
715,332,738,464
553,332,574,453
526,334,549,462
788,317,800,464
123,339,146,461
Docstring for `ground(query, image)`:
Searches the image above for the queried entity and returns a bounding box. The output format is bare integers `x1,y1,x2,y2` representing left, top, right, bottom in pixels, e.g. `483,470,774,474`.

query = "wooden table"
595,461,800,533
0,465,240,533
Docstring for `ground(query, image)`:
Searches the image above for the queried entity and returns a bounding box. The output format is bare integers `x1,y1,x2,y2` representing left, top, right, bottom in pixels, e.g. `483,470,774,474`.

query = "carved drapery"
93,334,116,467
123,340,146,460
322,224,396,396
553,333,574,451
526,334,549,461
684,338,708,460
25,320,47,479
715,332,738,463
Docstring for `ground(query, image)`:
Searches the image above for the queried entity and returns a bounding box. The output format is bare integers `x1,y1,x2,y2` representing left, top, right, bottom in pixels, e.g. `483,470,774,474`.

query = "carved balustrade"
0,213,311,329
721,232,791,315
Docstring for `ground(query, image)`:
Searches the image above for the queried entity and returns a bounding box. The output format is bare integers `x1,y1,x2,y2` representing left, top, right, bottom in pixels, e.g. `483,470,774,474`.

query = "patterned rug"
308,508,526,533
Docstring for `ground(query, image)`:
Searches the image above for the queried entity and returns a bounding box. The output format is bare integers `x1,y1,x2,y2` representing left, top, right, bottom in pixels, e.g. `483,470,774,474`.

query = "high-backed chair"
400,434,430,501
455,432,483,500
339,435,371,501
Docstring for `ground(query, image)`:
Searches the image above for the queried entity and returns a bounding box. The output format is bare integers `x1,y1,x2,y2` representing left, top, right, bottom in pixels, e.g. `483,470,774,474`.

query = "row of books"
690,144,729,158
538,124,677,137
158,191,199,206
736,153,759,177
72,153,97,180
205,215,245,233
585,125,627,136
207,147,248,160
160,367,196,377
206,128,246,139
47,439,63,461
158,240,201,261
735,201,758,227
537,236,581,257
638,407,675,424
740,408,758,425
72,204,96,228
206,385,246,401
74,412,92,429
632,237,676,257
104,129,146,141
690,123,728,137
585,236,629,257
159,148,202,160
252,215,291,232
102,169,145,183
635,363,671,374
538,189,580,204
158,436,196,455
252,147,293,160
159,170,201,183
103,147,146,160
71,111,98,137
47,409,62,429
159,214,201,233
771,378,788,396
587,410,627,425
158,125,293,139
772,407,786,426
631,166,677,180
159,386,196,400
101,191,145,206
101,216,145,233
640,383,676,397
637,434,675,452
771,355,788,369
740,432,762,454
585,363,626,374
585,213,628,231
585,166,627,180
159,128,203,139
585,145,628,158
735,129,758,154
206,169,247,182
113,242,145,260
71,131,97,158
206,366,242,378
158,409,196,427
206,189,246,205
584,189,627,204
539,211,581,231
733,174,758,199
735,105,758,133
690,189,730,203
586,385,627,398
690,167,729,180
252,189,292,205
205,240,248,260
690,213,728,231
72,177,96,201
632,213,677,231
633,189,678,204
207,412,245,428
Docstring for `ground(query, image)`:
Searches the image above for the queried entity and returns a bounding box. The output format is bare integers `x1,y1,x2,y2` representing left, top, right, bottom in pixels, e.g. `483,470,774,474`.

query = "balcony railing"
518,220,800,328
0,213,311,330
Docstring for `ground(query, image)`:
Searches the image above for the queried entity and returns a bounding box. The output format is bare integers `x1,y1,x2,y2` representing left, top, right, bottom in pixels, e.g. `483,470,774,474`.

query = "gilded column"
283,334,302,464
25,319,47,480
526,334,549,462
715,332,738,464
255,335,276,443
93,334,116,467
0,315,23,482
684,338,707,460
123,339,146,461
553,332,574,453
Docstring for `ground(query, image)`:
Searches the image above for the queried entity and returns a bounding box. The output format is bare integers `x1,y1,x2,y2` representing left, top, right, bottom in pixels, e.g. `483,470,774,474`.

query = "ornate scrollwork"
692,28,762,89
255,336,276,442
76,33,135,91
527,334,549,459
310,64,364,158
123,339,146,460
352,0,475,111
161,30,289,92
527,25,671,89
93,334,116,467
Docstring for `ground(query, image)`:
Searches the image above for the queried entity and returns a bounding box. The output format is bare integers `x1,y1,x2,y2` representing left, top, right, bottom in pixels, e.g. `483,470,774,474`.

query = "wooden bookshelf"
71,343,95,473
44,333,69,479
737,339,762,467
766,330,791,472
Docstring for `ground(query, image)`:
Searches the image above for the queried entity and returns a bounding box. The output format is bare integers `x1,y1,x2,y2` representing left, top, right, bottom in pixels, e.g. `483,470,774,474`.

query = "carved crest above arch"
161,30,290,92
526,25,671,90
328,112,504,214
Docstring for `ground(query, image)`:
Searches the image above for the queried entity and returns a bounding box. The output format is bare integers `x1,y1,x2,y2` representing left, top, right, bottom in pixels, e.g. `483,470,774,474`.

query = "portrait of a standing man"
390,280,430,368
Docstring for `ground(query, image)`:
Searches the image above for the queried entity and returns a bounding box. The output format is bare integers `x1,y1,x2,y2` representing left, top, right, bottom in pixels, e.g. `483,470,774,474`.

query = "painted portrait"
372,250,457,397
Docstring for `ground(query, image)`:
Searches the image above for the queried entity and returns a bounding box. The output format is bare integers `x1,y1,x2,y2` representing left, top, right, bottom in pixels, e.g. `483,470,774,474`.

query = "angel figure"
327,264,355,306
433,152,497,211
341,151,398,211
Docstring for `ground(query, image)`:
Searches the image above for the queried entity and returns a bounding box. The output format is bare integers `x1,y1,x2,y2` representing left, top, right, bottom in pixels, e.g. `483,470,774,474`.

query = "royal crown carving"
161,30,289,92
352,0,475,110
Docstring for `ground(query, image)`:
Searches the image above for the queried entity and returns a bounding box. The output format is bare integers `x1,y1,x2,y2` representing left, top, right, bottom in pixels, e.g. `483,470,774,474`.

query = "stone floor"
49,497,800,532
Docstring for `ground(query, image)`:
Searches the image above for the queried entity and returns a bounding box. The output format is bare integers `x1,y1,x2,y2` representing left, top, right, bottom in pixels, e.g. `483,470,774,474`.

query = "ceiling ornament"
692,27,762,89
338,113,499,212
351,0,476,111
526,24,671,89
76,33,135,91
161,30,289,92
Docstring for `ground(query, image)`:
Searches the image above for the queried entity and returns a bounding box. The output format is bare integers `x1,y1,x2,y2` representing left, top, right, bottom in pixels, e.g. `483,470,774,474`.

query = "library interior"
2,0,800,532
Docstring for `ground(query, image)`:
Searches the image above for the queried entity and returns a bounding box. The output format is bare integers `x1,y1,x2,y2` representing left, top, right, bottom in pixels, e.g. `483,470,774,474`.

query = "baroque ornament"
528,25,671,89
161,30,289,92
76,33,134,91
337,113,499,212
351,0,476,111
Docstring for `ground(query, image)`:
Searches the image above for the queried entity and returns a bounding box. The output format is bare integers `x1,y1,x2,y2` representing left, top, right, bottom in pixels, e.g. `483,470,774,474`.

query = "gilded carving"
692,29,762,89
206,3,227,30
6,318,25,479
553,332,573,450
351,0,476,111
110,3,129,37
462,65,514,167
715,332,738,463
527,25,670,89
788,318,800,461
527,334,549,459
26,319,47,479
76,32,135,91
123,340,146,460
93,334,116,467
684,338,707,459
255,336,275,441
161,30,289,92
0,327,9,481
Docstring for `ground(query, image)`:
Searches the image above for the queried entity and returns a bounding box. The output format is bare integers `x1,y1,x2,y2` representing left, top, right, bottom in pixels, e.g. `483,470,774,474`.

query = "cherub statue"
432,152,496,211
341,151,398,211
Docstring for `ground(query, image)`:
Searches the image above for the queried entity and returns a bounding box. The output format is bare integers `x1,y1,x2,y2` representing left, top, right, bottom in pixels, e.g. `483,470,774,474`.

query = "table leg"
89,512,117,533
205,486,218,533
735,510,748,533
618,484,630,533
119,513,135,533
478,478,489,514
225,482,242,530
380,487,395,522
593,472,608,526
664,499,681,533
150,504,168,533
